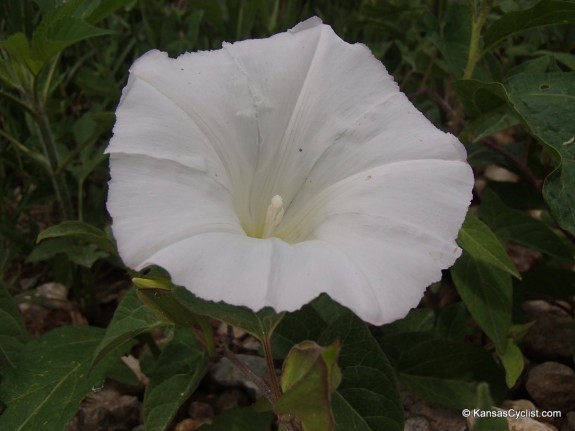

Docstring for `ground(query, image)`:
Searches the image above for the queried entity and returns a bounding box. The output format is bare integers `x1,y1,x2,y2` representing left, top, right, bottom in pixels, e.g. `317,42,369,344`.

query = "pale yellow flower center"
262,194,285,238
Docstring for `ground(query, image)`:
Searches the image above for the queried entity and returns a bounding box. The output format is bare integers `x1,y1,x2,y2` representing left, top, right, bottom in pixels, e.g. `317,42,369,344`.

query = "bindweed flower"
106,17,473,325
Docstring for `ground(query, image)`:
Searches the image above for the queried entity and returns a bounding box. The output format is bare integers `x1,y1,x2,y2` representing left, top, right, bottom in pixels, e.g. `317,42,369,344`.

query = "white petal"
137,233,377,318
107,49,259,227
107,154,243,268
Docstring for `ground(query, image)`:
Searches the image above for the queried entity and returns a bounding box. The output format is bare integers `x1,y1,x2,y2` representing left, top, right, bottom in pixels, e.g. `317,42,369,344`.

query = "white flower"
106,17,473,325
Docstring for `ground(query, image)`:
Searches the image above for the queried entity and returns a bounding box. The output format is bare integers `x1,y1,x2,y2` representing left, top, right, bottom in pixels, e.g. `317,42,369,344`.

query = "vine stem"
33,99,74,219
451,0,493,134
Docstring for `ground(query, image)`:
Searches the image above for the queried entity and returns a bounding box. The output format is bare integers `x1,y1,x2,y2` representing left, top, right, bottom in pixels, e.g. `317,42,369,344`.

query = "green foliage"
321,312,404,431
380,332,506,409
143,328,209,431
0,326,127,431
276,341,341,431
0,283,29,372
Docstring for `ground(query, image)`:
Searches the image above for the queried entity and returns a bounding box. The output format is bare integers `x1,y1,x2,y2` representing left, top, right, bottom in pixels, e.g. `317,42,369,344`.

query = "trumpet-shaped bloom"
106,17,473,325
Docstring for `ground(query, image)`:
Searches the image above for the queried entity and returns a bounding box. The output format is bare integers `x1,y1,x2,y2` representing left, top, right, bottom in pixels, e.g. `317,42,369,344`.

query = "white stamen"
263,194,285,238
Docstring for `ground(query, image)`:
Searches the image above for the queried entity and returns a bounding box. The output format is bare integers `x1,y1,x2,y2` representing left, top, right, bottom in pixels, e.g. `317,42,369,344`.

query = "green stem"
462,1,491,79
196,316,216,357
32,100,74,219
262,335,282,403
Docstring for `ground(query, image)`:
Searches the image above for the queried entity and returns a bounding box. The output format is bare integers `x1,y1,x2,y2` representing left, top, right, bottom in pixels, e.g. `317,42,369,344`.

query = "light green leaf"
0,33,43,74
320,312,403,431
452,252,512,353
483,0,575,51
499,339,524,388
380,332,506,410
0,283,29,372
470,383,509,431
457,212,520,279
0,326,124,431
198,406,274,431
37,221,117,255
276,341,340,431
478,189,573,258
91,289,163,369
173,287,284,342
143,328,209,431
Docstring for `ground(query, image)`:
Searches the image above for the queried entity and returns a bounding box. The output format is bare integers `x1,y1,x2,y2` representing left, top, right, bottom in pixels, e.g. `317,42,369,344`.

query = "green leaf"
380,332,506,410
428,3,471,76
320,312,403,431
272,303,327,358
457,212,520,279
503,72,575,235
381,308,435,335
470,383,509,431
451,252,512,353
516,268,575,299
0,33,43,74
434,303,471,342
276,341,341,431
84,0,136,24
143,328,209,431
0,326,124,431
31,17,112,64
499,339,524,388
91,289,163,369
455,73,575,234
0,283,29,372
453,79,507,119
173,287,284,342
37,221,117,255
478,189,573,258
198,406,274,431
135,285,199,327
28,238,109,268
483,0,575,51
461,108,520,144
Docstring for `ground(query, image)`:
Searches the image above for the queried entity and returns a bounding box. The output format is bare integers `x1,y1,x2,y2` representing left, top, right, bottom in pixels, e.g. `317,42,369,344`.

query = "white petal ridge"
106,17,474,325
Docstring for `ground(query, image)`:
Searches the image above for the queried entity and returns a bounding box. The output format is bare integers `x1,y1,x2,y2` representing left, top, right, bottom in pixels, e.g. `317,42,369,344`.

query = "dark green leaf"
320,312,403,431
37,221,117,255
457,212,520,279
91,289,162,369
380,332,506,410
174,287,284,342
0,284,29,372
515,267,575,299
32,17,112,63
135,285,198,327
143,328,209,431
434,303,471,342
452,252,513,353
0,326,124,431
483,0,575,50
478,189,573,258
504,72,575,235
198,406,274,431
272,303,327,358
28,238,109,268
